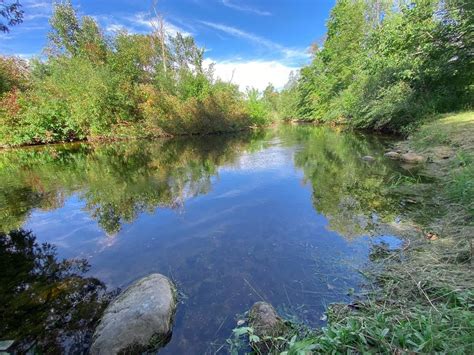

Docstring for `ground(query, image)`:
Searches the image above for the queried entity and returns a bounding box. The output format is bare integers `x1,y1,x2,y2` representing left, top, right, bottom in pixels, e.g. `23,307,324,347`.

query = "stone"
432,146,454,160
384,151,400,159
248,302,285,337
248,302,288,353
361,155,375,162
90,274,177,355
400,152,425,164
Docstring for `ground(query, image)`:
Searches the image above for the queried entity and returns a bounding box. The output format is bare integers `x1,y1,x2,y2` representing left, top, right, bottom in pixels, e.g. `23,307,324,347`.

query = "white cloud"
221,0,271,16
200,21,310,65
97,13,191,37
22,0,51,19
201,21,275,49
128,12,192,36
24,1,50,9
204,58,297,91
105,23,127,33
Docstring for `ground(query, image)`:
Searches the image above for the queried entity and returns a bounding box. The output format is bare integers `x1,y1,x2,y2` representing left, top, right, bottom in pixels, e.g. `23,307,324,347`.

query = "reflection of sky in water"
21,130,404,354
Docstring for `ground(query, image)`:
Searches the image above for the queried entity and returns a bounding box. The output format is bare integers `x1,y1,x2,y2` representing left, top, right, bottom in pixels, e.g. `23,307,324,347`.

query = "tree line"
1,0,472,146
277,0,473,133
0,1,272,146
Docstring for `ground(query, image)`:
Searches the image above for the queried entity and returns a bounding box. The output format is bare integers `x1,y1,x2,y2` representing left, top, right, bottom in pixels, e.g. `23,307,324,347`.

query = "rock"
400,152,425,164
362,155,375,162
248,302,285,337
384,151,400,159
248,302,288,353
90,274,177,355
432,146,454,160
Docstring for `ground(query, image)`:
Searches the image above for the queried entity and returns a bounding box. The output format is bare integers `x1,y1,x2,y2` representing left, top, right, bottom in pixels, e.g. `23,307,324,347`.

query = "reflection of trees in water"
0,126,406,238
0,229,114,353
0,132,265,234
279,126,402,237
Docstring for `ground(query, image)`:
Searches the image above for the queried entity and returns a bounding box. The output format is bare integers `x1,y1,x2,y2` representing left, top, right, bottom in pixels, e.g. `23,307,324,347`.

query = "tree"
48,1,82,56
290,0,473,131
0,0,23,32
151,0,167,74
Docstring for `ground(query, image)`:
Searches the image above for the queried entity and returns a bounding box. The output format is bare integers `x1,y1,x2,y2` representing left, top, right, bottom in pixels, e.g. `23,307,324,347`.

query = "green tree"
290,0,473,132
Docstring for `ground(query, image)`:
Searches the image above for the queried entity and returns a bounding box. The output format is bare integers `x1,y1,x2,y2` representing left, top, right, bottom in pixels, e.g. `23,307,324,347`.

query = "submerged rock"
248,302,288,353
384,151,400,159
362,155,375,162
400,152,426,164
90,274,177,355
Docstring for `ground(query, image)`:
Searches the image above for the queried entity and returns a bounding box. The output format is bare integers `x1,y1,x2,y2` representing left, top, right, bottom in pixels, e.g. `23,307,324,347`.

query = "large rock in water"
90,274,177,355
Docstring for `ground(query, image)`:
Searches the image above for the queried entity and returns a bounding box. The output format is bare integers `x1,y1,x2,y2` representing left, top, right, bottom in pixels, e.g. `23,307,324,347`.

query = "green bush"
245,88,270,126
281,0,473,132
0,2,266,147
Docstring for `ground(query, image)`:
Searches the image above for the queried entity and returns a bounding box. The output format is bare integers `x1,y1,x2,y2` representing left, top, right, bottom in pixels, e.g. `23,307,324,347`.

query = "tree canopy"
276,0,473,133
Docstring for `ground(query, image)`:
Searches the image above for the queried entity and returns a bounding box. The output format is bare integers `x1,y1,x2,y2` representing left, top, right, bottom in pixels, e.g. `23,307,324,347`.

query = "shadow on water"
0,229,114,353
0,126,423,353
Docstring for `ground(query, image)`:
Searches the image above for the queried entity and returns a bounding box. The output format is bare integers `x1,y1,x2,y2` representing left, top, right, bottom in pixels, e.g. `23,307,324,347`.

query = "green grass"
411,112,474,151
449,155,474,217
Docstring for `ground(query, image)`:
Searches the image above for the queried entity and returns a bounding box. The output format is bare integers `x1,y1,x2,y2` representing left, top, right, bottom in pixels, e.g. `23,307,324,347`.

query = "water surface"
0,126,412,353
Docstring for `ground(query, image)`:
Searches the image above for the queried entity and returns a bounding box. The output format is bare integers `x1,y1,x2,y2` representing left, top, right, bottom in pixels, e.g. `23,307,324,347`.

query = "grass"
411,112,474,152
229,111,474,354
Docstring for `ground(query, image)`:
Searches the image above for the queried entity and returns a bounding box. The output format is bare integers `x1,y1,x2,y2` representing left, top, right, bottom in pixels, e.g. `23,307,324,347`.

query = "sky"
0,0,335,90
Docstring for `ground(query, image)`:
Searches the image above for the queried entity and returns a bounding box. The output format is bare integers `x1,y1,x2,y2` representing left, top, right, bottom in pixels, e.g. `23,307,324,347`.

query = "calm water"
0,126,411,353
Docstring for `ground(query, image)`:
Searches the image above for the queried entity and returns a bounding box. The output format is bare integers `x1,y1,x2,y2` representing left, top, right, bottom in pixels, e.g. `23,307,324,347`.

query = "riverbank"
232,111,474,353
0,121,266,150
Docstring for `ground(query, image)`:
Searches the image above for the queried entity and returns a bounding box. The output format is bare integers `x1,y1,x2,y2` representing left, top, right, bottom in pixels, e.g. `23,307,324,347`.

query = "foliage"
257,112,474,354
245,88,271,126
281,0,473,132
410,111,474,216
0,2,265,147
278,125,404,237
284,293,473,354
0,55,28,94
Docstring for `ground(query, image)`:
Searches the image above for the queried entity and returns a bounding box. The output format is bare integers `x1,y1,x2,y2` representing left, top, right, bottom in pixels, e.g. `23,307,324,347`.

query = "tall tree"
151,0,167,74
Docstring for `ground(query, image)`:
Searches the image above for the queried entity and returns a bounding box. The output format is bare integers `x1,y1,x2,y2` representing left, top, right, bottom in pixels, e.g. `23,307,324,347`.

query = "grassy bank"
232,112,474,353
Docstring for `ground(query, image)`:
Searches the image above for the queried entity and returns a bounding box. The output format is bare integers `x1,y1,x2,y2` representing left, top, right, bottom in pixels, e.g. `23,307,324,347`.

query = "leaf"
249,334,260,343
232,326,251,336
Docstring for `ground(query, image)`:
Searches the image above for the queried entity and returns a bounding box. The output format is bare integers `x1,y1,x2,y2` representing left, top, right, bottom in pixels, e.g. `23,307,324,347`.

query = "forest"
1,0,471,147
280,0,473,132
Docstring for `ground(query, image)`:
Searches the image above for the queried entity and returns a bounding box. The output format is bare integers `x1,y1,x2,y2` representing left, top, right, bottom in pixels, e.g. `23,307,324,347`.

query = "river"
0,125,414,353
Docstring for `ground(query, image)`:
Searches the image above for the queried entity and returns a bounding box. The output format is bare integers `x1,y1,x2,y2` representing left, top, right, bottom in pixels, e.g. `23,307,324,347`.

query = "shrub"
245,88,270,126
0,2,265,146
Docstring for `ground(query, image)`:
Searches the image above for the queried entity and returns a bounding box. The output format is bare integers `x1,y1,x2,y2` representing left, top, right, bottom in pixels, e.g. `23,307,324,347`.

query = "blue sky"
1,0,335,89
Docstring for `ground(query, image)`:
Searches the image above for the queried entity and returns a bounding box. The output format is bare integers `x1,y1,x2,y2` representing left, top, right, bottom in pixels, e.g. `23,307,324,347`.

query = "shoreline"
0,125,263,151
230,111,474,353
